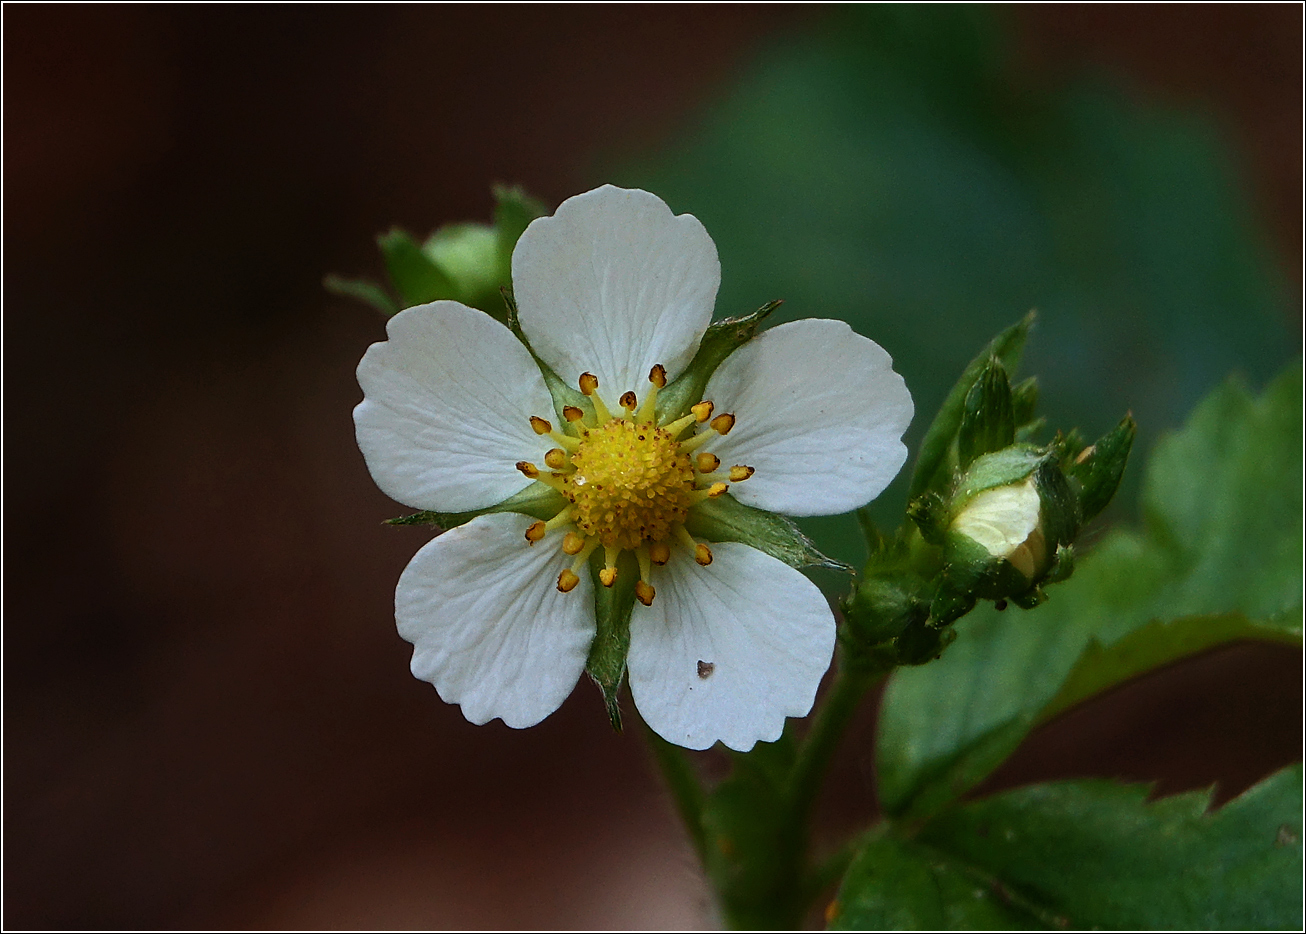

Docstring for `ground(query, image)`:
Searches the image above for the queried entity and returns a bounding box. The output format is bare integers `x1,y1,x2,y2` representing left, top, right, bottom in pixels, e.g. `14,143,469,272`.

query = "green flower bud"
950,475,1048,582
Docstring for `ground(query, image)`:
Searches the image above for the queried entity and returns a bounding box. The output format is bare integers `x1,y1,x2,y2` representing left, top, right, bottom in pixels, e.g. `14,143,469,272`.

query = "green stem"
644,723,708,861
788,651,893,820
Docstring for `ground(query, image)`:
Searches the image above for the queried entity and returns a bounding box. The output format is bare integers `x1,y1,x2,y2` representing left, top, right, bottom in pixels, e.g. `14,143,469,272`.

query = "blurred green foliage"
610,5,1294,567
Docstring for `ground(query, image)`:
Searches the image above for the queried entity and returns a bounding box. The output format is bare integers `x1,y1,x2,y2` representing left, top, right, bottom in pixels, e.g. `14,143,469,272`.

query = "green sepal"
928,585,977,628
905,491,949,546
585,549,638,731
894,615,958,665
656,301,782,421
502,288,593,423
845,577,929,646
1070,414,1137,521
1010,585,1047,610
1032,455,1081,547
377,227,458,308
684,493,849,571
956,357,1015,470
909,310,1034,500
949,445,1044,511
1010,376,1039,428
322,273,398,316
1045,543,1075,584
942,529,1033,600
385,482,569,530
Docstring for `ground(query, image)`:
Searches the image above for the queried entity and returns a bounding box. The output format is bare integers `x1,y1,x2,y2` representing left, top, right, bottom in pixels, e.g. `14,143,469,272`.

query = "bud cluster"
842,320,1135,666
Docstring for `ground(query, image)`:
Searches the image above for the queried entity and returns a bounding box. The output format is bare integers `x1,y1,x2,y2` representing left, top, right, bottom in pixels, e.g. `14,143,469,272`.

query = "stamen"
527,506,575,543
689,481,729,503
544,448,569,470
549,429,580,451
695,452,721,474
562,531,586,555
619,390,638,416
529,415,552,435
635,546,655,606
578,372,613,423
516,461,540,479
635,580,655,606
662,412,698,438
557,569,580,593
674,525,713,566
639,365,664,422
678,429,715,453
558,536,600,592
649,540,671,566
728,465,755,482
710,413,736,435
691,401,714,423
599,543,621,587
563,405,586,424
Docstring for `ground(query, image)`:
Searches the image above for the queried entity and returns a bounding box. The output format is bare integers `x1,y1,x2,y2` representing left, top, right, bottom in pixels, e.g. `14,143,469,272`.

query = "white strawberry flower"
354,185,913,751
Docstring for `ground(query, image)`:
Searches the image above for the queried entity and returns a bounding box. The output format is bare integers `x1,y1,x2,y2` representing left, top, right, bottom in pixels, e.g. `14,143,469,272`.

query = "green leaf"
322,273,399,316
422,222,501,309
493,183,548,260
914,765,1304,930
385,482,569,530
656,301,781,421
908,312,1033,500
828,830,1047,930
685,493,849,571
585,550,637,730
956,357,1015,471
377,227,458,307
877,364,1302,820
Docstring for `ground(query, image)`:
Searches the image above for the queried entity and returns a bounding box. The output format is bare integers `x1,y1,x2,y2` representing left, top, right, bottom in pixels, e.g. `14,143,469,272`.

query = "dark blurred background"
4,5,1301,928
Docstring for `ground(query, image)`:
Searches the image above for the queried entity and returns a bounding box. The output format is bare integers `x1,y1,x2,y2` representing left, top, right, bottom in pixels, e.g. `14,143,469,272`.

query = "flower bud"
950,476,1048,583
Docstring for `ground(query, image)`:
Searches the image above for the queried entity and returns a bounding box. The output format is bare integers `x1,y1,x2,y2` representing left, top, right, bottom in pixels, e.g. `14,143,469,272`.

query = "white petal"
701,319,913,517
512,185,719,395
354,301,553,511
396,513,595,728
628,541,835,751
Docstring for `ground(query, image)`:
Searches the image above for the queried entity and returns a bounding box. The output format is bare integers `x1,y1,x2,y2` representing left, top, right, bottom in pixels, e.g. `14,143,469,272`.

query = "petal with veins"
513,185,718,395
702,319,913,517
397,513,596,728
355,301,553,511
628,541,835,751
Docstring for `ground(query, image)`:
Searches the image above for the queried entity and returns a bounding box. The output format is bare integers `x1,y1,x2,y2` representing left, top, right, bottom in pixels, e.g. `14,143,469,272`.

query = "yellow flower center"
565,420,694,551
516,364,754,606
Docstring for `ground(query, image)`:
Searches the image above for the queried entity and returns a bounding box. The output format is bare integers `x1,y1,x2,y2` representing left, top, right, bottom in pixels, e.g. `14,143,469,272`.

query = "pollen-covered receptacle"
565,418,695,550
518,363,758,600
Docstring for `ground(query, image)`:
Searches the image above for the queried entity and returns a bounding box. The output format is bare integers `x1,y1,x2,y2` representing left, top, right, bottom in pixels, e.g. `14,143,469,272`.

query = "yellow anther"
649,540,671,566
696,452,721,474
635,580,656,606
563,405,585,423
557,569,580,593
648,364,667,389
579,372,599,396
706,482,729,498
691,401,714,422
562,531,586,555
599,543,620,587
529,415,552,435
619,390,638,413
544,448,568,470
710,413,736,435
524,521,546,543
728,465,755,482
695,542,713,566
515,461,540,479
